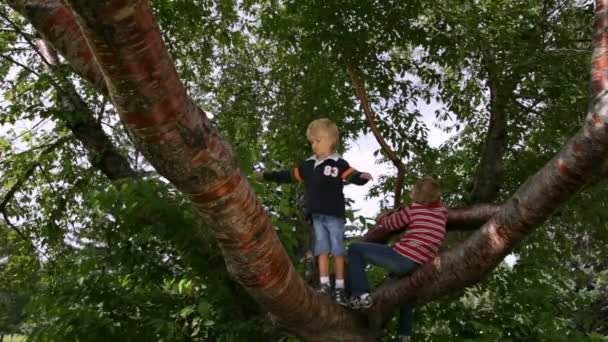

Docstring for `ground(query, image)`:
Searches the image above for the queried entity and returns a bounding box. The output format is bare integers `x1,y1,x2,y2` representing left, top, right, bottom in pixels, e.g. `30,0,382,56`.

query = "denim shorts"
311,213,346,256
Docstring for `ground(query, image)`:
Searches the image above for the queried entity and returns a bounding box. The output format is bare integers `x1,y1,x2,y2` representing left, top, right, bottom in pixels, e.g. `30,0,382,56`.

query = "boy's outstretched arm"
342,169,372,185
377,206,410,231
259,167,304,184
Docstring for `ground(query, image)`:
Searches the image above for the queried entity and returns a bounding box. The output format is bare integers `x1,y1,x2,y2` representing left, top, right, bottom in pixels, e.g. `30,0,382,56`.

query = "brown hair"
306,118,339,150
411,176,441,204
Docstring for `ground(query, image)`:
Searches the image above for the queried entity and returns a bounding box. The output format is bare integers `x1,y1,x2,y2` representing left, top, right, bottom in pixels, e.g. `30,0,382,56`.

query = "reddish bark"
12,0,608,340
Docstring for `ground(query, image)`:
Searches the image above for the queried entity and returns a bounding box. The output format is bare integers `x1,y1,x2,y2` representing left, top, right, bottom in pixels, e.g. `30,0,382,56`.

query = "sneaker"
334,288,348,306
349,293,373,309
317,283,331,295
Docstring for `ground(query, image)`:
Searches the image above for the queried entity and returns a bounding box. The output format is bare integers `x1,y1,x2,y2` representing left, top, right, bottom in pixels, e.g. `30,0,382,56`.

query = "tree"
1,0,606,340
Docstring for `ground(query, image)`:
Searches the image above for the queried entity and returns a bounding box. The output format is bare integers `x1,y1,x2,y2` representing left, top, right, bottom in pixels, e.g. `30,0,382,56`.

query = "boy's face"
309,132,334,159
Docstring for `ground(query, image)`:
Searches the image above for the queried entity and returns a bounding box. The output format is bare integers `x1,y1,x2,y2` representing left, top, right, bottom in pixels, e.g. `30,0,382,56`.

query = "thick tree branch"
7,3,282,337
341,51,407,209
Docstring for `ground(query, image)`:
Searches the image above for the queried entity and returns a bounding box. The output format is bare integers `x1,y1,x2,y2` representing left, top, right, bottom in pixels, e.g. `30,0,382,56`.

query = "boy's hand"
375,210,391,224
376,208,401,226
360,172,373,181
254,172,265,181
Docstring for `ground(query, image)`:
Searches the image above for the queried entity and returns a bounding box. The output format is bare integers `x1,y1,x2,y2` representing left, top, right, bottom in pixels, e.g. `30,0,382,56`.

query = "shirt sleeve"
263,165,304,184
338,159,369,185
378,206,411,231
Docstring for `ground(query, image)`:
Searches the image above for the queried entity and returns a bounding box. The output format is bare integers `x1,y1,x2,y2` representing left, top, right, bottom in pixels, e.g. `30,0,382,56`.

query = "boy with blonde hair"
257,118,372,305
347,176,447,341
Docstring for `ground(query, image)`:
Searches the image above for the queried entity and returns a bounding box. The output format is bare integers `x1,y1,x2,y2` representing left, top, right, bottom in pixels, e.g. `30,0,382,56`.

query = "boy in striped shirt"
347,176,447,341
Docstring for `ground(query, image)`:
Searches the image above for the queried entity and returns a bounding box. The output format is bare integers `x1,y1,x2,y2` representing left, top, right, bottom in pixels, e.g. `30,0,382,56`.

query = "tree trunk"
8,0,608,340
469,70,513,204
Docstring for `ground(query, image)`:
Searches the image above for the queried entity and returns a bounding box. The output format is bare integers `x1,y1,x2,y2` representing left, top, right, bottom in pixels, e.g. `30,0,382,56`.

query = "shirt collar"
307,152,341,167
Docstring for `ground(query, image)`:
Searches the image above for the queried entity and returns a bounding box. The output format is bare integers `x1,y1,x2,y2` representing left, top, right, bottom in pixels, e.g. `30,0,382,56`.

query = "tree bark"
9,0,608,340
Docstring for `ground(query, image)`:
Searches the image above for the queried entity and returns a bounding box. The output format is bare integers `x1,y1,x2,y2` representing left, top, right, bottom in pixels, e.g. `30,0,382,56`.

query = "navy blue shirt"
263,153,369,218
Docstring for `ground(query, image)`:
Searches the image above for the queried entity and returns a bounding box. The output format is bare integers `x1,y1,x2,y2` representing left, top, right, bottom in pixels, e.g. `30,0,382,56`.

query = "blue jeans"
311,213,346,256
347,242,418,336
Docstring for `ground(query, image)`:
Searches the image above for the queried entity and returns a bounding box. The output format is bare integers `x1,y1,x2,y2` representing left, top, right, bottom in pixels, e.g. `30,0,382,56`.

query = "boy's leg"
348,242,418,296
326,215,346,299
318,253,330,279
317,253,331,294
350,242,418,275
346,243,374,309
333,255,347,305
311,214,331,293
346,242,371,296
349,242,418,334
334,255,345,283
325,215,346,281
397,305,413,338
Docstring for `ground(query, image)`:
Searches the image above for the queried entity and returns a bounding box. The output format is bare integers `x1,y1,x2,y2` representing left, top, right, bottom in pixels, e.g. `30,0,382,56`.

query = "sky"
343,109,452,221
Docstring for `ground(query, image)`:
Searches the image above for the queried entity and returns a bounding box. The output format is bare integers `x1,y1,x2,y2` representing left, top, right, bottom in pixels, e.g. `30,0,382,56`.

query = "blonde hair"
306,118,339,150
411,176,441,204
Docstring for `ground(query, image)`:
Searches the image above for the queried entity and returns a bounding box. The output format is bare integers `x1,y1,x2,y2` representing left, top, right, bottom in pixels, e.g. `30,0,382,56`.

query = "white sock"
320,276,330,284
335,279,345,289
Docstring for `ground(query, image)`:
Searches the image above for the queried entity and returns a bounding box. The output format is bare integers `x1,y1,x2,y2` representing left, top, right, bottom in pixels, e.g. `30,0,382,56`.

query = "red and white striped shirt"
378,203,448,265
